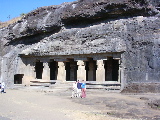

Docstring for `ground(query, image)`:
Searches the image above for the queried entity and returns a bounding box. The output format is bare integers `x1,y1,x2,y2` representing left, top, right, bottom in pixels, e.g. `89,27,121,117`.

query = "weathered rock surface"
148,99,160,110
0,0,159,44
0,0,160,91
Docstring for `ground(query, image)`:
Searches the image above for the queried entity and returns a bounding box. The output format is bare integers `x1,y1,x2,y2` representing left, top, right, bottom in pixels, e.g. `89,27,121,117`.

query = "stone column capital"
77,60,85,66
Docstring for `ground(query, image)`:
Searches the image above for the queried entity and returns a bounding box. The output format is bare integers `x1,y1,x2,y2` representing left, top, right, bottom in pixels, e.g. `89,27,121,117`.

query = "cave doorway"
105,57,119,81
65,62,70,81
65,60,78,81
35,61,43,79
70,61,77,81
14,74,24,84
86,58,96,81
49,60,58,80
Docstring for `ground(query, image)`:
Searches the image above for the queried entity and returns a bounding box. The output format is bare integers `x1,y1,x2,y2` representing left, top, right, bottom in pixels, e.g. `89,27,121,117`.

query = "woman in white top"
71,81,77,98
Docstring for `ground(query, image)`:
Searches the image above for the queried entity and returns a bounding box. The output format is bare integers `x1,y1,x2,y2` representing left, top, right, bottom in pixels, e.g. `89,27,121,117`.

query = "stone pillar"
119,59,125,91
77,60,86,81
22,59,35,86
42,62,50,80
96,60,105,82
57,62,66,82
70,61,77,81
24,64,34,85
30,60,36,80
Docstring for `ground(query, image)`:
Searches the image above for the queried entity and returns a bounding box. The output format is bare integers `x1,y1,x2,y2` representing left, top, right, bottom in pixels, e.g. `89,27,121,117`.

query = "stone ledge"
121,83,160,93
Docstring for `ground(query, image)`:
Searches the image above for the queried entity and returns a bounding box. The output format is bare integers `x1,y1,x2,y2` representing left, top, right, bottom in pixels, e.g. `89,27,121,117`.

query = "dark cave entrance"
105,57,119,81
85,58,96,81
65,60,78,81
14,74,24,84
35,61,43,79
49,60,58,81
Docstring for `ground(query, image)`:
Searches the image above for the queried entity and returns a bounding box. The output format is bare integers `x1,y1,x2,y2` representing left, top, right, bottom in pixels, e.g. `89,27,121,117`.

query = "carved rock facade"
0,0,160,92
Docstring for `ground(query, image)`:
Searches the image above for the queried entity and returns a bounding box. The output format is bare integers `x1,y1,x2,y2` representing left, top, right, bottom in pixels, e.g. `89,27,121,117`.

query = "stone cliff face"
0,0,160,92
0,0,159,44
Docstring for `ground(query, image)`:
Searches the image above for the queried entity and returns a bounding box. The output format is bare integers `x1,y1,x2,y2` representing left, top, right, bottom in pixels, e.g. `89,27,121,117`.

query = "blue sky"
0,0,76,22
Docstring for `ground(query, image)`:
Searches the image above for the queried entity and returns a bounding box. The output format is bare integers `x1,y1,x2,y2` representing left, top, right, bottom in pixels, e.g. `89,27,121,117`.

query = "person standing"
76,80,82,97
1,82,6,93
81,80,86,98
71,81,77,98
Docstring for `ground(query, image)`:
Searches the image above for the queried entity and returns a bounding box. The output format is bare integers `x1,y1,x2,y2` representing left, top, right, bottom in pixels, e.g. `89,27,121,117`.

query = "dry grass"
0,16,22,29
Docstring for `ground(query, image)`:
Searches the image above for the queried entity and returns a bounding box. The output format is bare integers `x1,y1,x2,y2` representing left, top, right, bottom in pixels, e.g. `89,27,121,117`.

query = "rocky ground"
0,87,160,120
52,88,160,120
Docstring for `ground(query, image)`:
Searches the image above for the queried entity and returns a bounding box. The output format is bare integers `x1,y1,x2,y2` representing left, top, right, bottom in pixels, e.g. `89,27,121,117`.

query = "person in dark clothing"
76,80,82,97
1,82,6,93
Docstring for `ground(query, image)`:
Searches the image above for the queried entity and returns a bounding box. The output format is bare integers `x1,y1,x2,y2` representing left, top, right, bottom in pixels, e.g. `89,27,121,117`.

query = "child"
71,81,77,98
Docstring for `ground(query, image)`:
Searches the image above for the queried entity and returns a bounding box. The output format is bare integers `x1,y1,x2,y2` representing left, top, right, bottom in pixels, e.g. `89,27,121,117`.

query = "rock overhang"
20,19,128,56
1,0,159,43
19,14,160,57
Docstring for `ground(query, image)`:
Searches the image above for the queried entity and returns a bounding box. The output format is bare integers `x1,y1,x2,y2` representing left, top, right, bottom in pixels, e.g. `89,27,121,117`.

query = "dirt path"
0,88,160,120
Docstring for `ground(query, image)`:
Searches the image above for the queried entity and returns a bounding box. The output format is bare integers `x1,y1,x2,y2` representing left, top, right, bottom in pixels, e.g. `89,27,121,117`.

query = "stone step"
12,84,26,89
30,80,57,87
86,85,121,90
51,83,121,90
30,83,51,87
30,80,56,84
29,80,121,90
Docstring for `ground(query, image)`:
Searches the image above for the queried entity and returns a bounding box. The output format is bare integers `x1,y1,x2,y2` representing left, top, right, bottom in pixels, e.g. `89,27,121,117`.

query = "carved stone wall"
0,0,159,92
